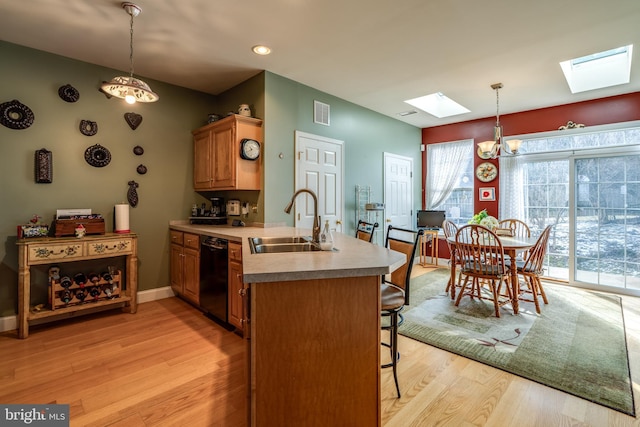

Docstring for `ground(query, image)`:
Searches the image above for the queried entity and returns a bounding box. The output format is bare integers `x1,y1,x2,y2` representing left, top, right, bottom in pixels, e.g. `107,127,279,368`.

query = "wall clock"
240,138,260,160
475,162,497,182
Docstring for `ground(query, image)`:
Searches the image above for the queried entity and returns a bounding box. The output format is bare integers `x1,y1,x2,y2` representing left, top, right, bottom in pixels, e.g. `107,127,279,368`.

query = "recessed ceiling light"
560,45,633,93
404,93,470,118
252,45,271,55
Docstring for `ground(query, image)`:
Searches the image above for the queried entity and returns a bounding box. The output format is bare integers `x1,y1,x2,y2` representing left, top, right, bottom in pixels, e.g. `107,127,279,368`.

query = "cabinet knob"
238,289,246,296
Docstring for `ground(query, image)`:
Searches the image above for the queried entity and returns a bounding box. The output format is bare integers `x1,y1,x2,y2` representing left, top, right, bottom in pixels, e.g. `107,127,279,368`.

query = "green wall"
0,41,216,317
0,42,422,319
263,72,422,233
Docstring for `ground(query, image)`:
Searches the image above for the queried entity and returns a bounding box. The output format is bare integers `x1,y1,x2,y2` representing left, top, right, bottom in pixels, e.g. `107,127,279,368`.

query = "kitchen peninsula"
169,222,405,427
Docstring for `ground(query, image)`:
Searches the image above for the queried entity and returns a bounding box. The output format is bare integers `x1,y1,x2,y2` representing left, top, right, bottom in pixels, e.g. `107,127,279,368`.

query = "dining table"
446,233,537,315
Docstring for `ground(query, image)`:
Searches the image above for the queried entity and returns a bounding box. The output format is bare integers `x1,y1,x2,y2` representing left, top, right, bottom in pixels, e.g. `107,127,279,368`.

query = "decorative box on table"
51,215,105,237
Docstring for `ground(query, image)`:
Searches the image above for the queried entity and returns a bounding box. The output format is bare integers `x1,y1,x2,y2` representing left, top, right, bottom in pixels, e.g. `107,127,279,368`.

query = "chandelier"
101,2,159,104
477,83,521,158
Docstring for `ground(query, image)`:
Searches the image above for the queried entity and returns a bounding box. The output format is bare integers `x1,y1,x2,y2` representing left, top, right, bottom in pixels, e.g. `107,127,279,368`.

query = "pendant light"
101,2,159,104
477,83,521,158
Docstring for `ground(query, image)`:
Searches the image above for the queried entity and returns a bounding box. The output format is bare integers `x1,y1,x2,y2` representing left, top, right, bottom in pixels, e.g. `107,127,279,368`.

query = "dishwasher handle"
201,237,228,250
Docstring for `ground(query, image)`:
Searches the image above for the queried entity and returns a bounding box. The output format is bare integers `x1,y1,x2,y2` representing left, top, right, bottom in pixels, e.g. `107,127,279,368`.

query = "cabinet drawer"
183,233,200,250
28,243,83,263
170,230,184,245
228,242,242,262
87,238,133,256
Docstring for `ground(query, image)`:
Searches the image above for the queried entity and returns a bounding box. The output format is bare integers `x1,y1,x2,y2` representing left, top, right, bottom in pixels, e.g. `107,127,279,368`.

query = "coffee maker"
189,197,227,225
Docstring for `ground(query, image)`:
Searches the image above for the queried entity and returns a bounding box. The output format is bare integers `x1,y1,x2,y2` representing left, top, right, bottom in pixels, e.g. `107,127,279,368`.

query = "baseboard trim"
0,287,175,334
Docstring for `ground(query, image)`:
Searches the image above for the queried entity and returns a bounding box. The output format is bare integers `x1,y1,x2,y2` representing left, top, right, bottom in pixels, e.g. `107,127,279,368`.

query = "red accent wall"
421,92,640,217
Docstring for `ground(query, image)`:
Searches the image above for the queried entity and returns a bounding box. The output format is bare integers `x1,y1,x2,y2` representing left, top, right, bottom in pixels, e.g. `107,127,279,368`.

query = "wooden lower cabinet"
248,275,381,426
170,231,200,305
228,242,244,330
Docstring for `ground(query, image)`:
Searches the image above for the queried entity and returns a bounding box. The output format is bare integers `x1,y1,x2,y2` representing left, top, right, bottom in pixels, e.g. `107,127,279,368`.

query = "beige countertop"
169,222,405,283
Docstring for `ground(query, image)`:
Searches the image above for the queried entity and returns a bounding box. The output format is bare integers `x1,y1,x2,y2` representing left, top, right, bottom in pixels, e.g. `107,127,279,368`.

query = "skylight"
560,45,633,94
404,92,470,118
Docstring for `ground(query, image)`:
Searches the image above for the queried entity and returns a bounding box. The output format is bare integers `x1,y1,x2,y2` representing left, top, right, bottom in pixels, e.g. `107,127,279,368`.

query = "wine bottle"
60,289,72,304
60,276,72,289
75,288,86,302
101,271,113,284
89,287,101,299
74,272,87,287
88,273,100,284
103,285,113,298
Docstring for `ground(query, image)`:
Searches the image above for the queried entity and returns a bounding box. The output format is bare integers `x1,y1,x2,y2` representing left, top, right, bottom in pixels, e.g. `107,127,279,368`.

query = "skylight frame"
560,44,633,94
404,92,470,118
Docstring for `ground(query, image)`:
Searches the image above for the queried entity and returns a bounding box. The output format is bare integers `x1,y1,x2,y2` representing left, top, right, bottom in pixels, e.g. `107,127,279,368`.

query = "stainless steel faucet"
284,188,321,244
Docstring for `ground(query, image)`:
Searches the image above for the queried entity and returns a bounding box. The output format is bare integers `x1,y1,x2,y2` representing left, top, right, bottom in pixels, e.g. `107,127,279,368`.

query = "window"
426,139,474,226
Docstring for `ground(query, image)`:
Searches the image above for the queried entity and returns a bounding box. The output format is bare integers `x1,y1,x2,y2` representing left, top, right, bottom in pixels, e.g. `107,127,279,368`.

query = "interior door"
295,131,344,233
384,152,414,234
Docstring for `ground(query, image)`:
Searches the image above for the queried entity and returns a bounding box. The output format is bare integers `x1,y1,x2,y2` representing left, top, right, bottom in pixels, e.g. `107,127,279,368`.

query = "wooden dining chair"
442,219,461,299
381,225,423,398
356,219,378,243
454,224,513,318
498,218,531,238
512,225,553,313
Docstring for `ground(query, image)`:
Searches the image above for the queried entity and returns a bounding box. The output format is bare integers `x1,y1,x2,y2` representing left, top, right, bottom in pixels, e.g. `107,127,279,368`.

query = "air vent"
314,100,330,126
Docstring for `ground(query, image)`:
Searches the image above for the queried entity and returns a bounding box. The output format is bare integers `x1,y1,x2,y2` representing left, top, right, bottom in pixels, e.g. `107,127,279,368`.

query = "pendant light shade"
477,83,520,158
101,2,158,104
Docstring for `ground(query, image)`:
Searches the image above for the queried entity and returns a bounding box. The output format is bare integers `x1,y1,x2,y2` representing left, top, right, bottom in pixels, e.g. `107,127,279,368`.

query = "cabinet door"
211,121,236,189
193,131,213,190
228,260,243,330
170,243,184,294
183,246,200,304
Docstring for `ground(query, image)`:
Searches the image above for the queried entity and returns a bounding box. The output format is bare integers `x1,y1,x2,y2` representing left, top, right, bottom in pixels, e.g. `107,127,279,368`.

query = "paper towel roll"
115,203,130,233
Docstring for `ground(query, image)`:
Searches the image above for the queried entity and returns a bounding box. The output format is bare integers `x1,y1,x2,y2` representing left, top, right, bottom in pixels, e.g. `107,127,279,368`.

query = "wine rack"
49,270,122,310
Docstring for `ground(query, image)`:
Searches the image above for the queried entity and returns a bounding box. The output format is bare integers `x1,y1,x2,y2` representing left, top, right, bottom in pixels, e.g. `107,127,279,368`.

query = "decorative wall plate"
127,180,139,207
79,120,98,136
124,112,143,130
84,144,111,167
35,148,53,183
133,145,144,155
0,99,35,130
58,84,79,102
136,164,147,175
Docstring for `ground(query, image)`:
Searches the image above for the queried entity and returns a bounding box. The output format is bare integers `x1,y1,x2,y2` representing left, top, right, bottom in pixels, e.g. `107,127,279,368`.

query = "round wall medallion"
58,84,80,102
79,120,98,136
84,144,111,167
133,145,144,155
136,164,147,174
0,99,35,130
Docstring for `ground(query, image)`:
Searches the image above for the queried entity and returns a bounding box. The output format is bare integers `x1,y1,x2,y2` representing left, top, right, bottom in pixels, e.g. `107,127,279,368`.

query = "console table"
16,233,138,339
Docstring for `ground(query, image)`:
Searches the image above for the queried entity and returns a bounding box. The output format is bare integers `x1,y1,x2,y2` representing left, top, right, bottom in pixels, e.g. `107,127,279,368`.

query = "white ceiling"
1,0,639,128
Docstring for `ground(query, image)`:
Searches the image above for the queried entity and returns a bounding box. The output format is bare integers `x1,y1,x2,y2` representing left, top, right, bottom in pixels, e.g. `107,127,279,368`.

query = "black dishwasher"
199,236,229,326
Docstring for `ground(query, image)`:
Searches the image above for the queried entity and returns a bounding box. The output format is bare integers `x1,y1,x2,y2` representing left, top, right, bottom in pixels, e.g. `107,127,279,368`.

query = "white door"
384,153,414,235
295,131,344,233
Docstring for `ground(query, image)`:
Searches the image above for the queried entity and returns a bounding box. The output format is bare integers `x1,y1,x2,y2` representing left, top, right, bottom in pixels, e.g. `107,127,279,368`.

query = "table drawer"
28,243,83,263
87,238,133,256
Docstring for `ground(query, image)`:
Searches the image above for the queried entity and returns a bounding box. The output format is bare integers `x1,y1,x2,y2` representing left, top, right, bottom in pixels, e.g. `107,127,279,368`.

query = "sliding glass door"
508,122,640,295
574,155,640,290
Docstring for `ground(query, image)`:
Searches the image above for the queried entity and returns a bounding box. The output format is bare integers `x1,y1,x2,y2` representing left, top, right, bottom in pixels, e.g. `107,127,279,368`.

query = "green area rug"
400,268,635,416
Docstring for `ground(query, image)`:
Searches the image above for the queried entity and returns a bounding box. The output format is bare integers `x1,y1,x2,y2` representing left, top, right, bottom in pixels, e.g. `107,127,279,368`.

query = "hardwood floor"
1,266,639,426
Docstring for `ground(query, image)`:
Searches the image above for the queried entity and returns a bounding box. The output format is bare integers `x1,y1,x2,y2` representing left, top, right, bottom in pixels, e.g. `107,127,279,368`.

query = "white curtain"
426,140,473,209
499,155,525,220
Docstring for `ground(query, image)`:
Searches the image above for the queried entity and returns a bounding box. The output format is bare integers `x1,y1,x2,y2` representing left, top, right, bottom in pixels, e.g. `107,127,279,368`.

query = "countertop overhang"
169,223,406,283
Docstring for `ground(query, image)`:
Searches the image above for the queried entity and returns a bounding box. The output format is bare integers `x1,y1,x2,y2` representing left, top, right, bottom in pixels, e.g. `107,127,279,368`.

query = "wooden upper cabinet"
192,114,263,191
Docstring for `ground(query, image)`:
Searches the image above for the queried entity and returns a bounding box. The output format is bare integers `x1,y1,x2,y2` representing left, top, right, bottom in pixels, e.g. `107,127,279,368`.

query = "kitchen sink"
248,236,321,254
